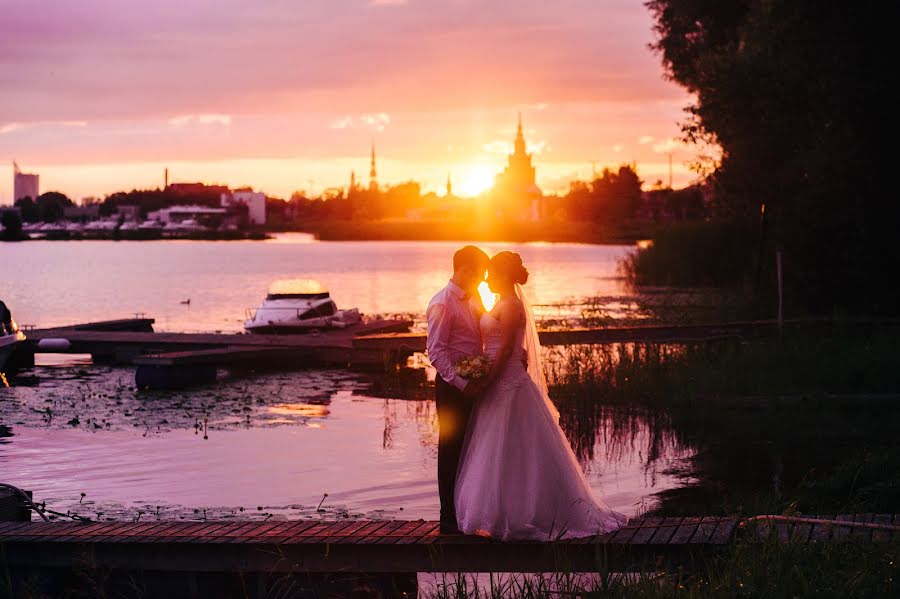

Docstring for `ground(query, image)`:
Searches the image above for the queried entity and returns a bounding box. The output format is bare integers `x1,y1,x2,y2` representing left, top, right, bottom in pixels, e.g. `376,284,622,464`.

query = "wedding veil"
515,283,560,423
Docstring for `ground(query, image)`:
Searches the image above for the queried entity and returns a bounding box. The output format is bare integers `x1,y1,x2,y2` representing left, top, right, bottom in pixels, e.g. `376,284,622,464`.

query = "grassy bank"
546,324,900,401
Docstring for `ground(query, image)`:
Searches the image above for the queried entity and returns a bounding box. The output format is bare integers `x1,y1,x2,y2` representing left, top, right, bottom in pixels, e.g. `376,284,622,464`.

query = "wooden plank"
773,519,792,542
375,520,429,544
607,520,643,544
100,521,167,542
282,521,336,544
293,520,355,543
790,519,813,543
82,522,140,543
321,520,374,543
689,517,719,544
831,515,853,541
148,522,217,542
709,518,737,545
349,520,394,543
0,521,35,535
646,517,682,545
808,515,835,543
871,514,893,543
356,520,407,544
629,517,663,545
191,522,249,543
395,521,440,545
259,519,318,537
23,521,89,541
851,514,874,540
668,517,702,545
415,522,443,545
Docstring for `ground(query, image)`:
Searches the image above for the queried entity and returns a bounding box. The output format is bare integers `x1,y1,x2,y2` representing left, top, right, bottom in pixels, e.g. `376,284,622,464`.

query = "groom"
426,245,490,533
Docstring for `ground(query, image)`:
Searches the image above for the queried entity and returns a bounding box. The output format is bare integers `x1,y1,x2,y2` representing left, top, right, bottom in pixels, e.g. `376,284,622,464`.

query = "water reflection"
0,364,691,521
268,403,331,418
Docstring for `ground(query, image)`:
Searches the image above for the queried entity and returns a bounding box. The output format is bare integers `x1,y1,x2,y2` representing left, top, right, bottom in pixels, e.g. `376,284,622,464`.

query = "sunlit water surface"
2,234,637,331
1,236,693,521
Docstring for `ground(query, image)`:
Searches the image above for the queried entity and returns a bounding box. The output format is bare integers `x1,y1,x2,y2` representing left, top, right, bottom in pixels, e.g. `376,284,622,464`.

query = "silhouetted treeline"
100,188,223,218
565,165,643,223
14,192,74,222
646,0,895,315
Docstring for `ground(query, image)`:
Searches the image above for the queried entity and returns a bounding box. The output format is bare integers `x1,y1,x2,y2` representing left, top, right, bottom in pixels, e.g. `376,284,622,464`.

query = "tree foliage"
566,164,643,223
646,0,895,313
15,191,74,223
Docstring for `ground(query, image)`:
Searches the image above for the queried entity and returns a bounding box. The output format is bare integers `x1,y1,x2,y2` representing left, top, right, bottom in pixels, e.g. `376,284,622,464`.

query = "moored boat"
0,301,26,374
244,279,362,334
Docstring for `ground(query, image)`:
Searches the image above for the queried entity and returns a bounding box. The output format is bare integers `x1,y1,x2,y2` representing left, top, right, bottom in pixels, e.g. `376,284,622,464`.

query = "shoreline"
2,220,662,245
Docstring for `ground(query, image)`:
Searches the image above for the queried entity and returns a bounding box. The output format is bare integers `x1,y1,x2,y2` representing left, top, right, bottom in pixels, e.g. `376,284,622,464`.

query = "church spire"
369,140,378,192
514,112,526,155
446,173,453,197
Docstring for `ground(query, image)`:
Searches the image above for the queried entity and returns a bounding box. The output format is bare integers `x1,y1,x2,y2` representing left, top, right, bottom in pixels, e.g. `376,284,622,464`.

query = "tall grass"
622,221,755,288
424,540,900,598
544,325,900,402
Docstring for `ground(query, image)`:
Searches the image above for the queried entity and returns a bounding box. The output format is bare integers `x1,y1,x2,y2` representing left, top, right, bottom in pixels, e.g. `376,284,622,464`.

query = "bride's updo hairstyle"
490,251,529,285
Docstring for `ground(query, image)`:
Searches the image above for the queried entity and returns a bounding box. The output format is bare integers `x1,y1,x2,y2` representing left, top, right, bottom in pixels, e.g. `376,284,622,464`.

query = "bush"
623,221,755,288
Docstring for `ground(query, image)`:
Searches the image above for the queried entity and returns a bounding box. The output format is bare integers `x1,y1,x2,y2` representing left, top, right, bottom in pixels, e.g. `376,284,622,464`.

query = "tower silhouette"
369,141,378,192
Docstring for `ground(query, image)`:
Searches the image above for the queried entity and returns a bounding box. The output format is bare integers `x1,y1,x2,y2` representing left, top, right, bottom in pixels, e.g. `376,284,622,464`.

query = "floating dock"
16,317,413,388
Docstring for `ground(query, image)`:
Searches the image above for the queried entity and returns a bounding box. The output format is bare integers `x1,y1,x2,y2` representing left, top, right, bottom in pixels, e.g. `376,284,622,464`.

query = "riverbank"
2,230,271,242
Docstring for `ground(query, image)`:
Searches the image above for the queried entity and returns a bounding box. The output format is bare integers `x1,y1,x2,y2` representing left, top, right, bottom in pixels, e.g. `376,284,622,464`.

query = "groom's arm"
426,303,468,392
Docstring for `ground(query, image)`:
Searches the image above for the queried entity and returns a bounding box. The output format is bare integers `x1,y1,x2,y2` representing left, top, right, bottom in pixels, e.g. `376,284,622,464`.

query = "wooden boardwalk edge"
1,515,896,574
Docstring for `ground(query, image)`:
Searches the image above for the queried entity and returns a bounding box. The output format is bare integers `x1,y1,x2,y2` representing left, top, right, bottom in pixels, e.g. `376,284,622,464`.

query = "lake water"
0,236,693,522
1,234,639,331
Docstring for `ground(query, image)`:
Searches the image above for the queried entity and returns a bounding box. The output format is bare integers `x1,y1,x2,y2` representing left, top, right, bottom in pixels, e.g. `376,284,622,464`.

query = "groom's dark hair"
453,245,489,272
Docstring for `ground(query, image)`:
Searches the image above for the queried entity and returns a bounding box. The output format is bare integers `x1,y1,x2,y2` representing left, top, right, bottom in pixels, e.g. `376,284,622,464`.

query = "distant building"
13,162,39,202
167,182,230,196
492,114,543,221
115,205,141,222
147,205,227,226
221,190,266,225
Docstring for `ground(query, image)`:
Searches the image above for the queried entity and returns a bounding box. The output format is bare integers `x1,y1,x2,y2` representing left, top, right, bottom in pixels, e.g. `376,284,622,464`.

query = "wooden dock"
2,515,897,575
16,318,413,388
15,316,898,389
352,317,900,355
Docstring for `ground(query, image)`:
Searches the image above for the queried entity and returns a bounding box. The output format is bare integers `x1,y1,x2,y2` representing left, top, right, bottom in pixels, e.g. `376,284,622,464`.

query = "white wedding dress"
454,288,627,541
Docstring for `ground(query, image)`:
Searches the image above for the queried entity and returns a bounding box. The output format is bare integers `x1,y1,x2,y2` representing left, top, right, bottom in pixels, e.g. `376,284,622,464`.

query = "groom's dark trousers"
435,375,473,528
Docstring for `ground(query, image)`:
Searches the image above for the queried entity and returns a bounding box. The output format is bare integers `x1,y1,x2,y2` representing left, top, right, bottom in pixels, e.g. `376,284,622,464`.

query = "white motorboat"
244,279,362,334
0,302,26,374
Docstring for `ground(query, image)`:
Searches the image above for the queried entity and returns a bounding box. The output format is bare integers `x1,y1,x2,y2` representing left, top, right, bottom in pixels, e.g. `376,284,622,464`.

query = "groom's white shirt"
426,280,483,391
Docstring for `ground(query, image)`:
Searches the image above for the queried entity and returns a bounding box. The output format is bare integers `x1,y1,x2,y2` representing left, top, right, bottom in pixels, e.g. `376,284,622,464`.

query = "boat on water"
244,279,362,334
0,301,26,373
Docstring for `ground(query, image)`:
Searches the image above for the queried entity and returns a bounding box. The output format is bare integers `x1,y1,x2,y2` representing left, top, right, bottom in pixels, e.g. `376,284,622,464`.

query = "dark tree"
34,192,74,222
1,210,24,240
646,0,895,314
13,197,39,222
565,164,643,224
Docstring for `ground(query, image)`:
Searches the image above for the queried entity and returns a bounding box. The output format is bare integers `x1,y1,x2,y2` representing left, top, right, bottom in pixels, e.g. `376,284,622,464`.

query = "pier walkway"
2,515,898,574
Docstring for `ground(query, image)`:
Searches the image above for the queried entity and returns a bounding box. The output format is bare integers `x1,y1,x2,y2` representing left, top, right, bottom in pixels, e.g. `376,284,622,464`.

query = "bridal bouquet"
454,354,493,381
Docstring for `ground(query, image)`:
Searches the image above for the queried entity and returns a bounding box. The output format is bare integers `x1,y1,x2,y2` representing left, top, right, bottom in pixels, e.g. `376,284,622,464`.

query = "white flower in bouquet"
454,354,493,381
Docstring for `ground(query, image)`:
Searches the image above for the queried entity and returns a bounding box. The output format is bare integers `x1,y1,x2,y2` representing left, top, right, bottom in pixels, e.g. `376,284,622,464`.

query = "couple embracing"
426,246,626,540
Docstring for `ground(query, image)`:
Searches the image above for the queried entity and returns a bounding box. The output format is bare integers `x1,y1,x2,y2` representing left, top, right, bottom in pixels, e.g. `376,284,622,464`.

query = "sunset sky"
0,0,696,204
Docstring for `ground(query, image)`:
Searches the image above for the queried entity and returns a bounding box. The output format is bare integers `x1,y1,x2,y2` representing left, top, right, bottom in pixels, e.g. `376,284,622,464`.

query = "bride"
454,251,627,541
